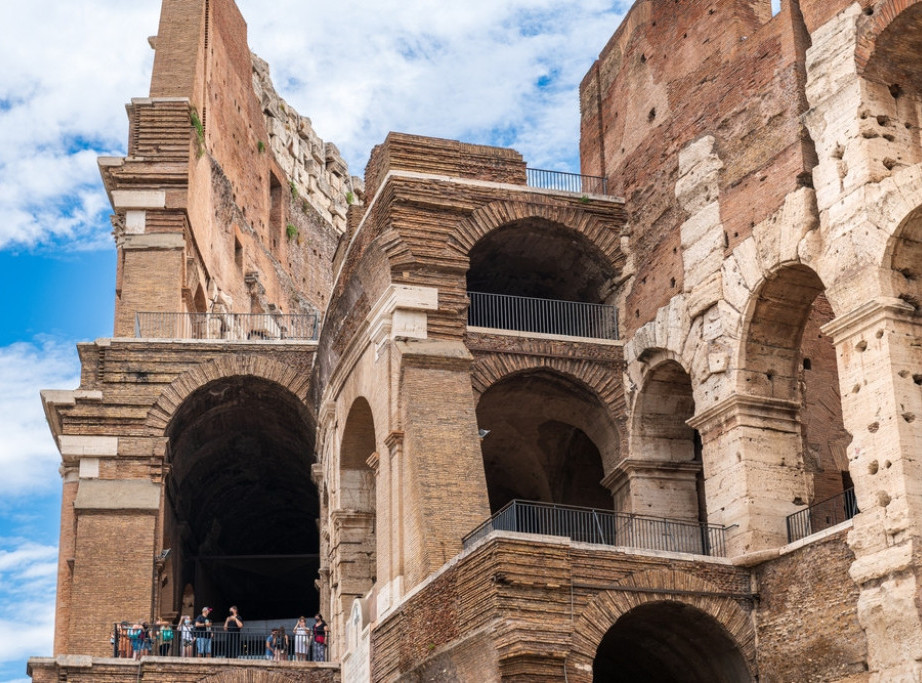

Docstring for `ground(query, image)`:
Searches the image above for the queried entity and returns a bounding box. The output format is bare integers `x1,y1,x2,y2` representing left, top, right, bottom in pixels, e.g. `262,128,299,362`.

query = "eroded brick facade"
31,0,922,681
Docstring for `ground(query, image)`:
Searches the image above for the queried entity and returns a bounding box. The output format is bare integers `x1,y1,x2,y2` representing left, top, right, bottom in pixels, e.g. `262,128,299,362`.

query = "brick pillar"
114,232,186,337
688,395,811,555
395,339,491,590
824,298,922,681
53,469,78,655
68,479,161,656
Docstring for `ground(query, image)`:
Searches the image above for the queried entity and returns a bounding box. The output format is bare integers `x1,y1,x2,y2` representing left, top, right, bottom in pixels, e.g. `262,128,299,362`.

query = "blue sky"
0,1,638,681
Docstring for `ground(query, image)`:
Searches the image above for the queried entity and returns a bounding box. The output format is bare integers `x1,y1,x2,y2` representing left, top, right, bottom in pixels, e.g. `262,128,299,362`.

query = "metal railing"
467,291,619,340
134,312,320,341
112,623,327,661
463,499,727,557
786,487,858,543
526,168,609,195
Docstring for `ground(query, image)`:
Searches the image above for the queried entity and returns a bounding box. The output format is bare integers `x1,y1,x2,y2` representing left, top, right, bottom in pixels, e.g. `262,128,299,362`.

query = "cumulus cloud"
0,0,626,250
0,340,80,496
0,2,158,250
0,539,58,666
239,0,627,172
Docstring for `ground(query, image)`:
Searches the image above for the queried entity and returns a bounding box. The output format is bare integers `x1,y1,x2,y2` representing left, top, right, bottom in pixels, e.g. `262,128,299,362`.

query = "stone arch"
145,354,312,434
161,374,319,620
623,352,705,523
568,569,756,683
738,263,852,508
201,672,308,683
470,351,624,417
473,363,621,511
856,0,922,87
446,199,626,271
328,395,378,658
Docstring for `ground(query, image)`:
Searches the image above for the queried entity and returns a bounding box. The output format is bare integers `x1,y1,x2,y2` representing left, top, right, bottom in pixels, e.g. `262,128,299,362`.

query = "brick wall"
755,530,869,681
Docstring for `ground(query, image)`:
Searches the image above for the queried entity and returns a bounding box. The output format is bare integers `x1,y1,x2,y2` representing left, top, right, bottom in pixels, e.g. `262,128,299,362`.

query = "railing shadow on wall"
463,500,727,558
467,292,619,340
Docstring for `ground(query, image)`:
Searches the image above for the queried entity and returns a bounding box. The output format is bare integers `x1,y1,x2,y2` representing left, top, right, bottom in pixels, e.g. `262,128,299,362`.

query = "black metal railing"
467,291,619,340
786,487,858,543
526,168,609,195
134,312,320,341
463,500,727,557
111,623,327,661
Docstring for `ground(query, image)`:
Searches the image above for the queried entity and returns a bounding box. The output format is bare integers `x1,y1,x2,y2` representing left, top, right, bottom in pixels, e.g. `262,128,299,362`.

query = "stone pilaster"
824,298,922,681
688,395,810,555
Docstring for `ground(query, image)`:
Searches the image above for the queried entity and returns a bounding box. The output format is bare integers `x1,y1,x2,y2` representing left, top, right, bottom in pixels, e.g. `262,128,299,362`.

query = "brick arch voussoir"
144,355,311,435
447,199,624,267
855,0,922,74
471,352,623,415
567,569,756,683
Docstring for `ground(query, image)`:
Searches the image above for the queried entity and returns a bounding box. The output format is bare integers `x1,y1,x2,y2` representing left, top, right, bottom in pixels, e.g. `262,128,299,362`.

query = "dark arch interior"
467,218,617,302
593,601,751,683
864,5,922,95
476,371,615,513
165,376,319,621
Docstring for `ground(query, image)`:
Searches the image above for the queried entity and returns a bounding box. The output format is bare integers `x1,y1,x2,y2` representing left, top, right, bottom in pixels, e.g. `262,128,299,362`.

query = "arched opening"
476,370,617,513
859,5,922,173
742,265,851,513
331,398,377,641
466,218,619,337
593,601,751,682
889,207,922,309
624,360,704,523
163,376,319,622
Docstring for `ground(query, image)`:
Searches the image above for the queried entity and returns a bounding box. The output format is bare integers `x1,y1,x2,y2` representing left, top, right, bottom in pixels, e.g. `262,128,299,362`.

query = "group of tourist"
113,607,328,662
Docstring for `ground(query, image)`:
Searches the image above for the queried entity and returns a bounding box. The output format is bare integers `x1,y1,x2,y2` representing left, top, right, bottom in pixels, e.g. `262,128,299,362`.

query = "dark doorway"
165,376,319,621
593,602,751,682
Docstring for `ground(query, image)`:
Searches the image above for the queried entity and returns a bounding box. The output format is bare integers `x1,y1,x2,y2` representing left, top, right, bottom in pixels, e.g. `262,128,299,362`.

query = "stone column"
688,395,810,555
824,298,922,681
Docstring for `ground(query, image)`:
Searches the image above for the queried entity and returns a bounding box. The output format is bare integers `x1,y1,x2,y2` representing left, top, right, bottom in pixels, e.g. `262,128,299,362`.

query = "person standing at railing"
223,605,243,658
180,615,194,657
193,606,213,657
155,617,174,656
311,614,327,662
273,626,289,661
293,616,311,661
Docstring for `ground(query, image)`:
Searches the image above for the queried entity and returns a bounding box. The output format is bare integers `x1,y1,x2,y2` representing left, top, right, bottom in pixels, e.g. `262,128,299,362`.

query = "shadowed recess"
476,370,617,512
165,376,319,620
467,218,617,303
593,601,752,683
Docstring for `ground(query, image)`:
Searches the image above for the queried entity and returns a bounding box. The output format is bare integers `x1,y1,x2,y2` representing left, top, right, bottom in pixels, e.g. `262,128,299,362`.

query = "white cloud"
0,341,80,496
239,0,626,172
0,0,626,250
0,539,57,664
0,2,158,250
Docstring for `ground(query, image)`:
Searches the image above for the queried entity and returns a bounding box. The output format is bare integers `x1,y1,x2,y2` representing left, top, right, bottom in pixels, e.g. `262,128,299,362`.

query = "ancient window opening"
333,398,377,635
742,264,851,509
466,218,619,337
593,602,751,682
467,218,616,304
162,376,319,622
475,370,618,513
626,360,705,523
234,234,243,270
269,172,283,249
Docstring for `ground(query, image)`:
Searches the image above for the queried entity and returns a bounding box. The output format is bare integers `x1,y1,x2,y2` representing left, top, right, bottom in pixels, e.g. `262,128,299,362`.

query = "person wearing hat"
193,607,213,657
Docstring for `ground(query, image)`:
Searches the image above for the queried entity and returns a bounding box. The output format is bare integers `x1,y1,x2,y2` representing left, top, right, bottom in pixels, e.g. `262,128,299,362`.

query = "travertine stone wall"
252,54,363,235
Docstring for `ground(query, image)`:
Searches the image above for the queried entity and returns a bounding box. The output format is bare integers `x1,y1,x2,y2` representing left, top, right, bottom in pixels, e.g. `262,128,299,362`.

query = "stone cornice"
687,394,800,433
821,297,917,341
